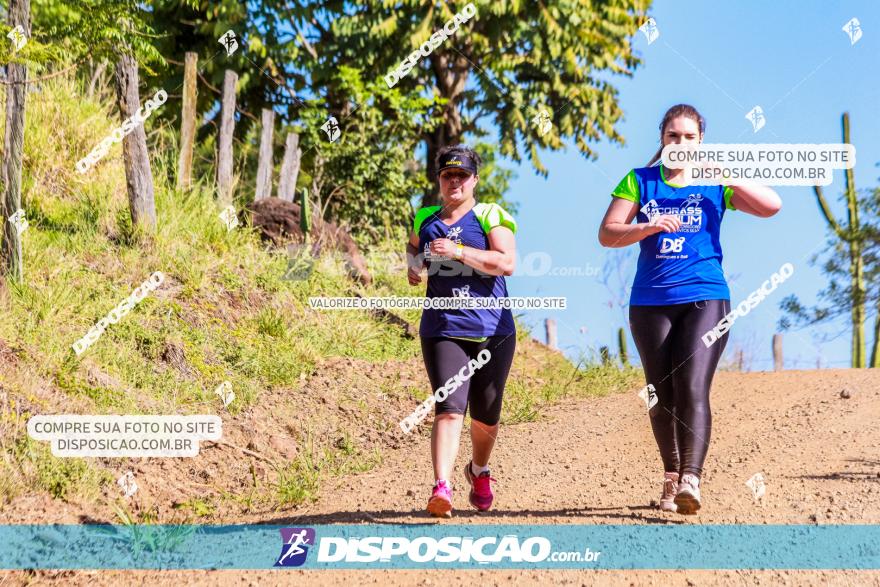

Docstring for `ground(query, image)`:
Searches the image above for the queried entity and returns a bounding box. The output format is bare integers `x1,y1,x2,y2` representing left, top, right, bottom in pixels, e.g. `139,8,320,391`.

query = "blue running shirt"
611,165,735,306
414,203,517,338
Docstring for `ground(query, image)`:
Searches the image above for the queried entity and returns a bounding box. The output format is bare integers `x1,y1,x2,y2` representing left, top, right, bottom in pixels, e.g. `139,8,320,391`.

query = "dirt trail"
277,370,880,527
8,369,880,585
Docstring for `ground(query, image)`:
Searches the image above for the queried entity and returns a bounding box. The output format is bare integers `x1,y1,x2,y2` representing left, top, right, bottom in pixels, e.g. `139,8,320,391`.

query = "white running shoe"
674,473,701,514
659,472,678,512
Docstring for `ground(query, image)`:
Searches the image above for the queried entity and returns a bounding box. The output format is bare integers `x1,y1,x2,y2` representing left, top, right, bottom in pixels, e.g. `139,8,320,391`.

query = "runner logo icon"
659,237,685,254
425,226,464,261
641,196,703,232
641,199,661,224
275,528,316,567
683,193,703,208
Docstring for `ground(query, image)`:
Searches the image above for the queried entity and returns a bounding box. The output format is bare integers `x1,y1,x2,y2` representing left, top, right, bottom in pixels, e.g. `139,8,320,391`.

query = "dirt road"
11,369,880,585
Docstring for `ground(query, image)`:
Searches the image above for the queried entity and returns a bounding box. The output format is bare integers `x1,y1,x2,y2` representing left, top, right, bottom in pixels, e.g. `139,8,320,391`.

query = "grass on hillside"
0,75,641,514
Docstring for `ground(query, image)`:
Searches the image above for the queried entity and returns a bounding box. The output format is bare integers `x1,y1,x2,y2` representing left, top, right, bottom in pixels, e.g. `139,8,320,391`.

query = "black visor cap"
438,152,478,175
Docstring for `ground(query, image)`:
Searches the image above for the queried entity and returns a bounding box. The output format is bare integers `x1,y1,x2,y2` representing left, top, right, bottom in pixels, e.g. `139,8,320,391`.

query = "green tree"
307,0,650,205
143,0,307,134
293,65,441,245
34,0,164,67
32,0,649,238
779,113,873,367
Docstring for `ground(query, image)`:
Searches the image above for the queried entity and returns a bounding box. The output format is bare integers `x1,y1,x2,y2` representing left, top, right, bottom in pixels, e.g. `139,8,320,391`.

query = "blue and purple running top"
413,203,517,339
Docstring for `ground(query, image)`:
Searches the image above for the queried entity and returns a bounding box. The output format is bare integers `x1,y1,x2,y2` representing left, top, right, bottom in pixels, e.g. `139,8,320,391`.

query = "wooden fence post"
545,318,557,349
217,69,237,207
114,53,157,231
1,0,30,280
277,131,301,202
772,333,783,371
255,108,275,201
177,51,197,190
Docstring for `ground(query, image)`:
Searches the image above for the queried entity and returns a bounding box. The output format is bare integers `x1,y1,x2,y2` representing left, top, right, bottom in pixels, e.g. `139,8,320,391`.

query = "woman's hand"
407,262,422,285
429,238,459,260
647,214,682,234
600,198,677,248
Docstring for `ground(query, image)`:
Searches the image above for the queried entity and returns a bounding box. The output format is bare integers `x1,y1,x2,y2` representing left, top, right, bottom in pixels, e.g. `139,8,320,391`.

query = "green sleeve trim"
448,335,489,342
473,203,517,235
611,169,640,203
723,186,736,210
413,206,442,235
659,165,685,188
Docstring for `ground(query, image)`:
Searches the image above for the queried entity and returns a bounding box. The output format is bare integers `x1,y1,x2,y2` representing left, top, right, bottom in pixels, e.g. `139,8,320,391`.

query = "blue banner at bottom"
0,524,877,570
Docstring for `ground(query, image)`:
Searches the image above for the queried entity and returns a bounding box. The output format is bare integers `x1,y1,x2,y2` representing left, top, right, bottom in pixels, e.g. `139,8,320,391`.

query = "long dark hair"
646,104,705,167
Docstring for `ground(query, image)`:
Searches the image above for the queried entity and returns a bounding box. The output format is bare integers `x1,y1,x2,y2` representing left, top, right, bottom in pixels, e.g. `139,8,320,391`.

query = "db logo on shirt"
659,237,685,254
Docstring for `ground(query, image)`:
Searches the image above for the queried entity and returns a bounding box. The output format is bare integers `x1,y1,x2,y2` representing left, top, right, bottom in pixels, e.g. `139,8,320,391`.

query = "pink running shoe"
659,472,679,512
427,480,453,518
463,461,496,511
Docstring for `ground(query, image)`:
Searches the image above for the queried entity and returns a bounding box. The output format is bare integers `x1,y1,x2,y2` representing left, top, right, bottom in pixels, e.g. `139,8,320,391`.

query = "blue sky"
505,0,880,370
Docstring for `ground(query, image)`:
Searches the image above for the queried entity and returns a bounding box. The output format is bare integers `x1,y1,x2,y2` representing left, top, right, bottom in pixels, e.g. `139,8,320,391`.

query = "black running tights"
628,300,730,478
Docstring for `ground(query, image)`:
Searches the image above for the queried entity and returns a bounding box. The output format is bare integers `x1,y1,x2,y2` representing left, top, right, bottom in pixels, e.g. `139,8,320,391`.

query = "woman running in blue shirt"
598,104,782,514
407,145,518,518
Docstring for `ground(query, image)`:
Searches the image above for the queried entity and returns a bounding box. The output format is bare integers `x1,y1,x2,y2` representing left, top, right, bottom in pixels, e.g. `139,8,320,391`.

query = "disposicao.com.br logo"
275,530,600,567
317,534,599,564
0,523,873,569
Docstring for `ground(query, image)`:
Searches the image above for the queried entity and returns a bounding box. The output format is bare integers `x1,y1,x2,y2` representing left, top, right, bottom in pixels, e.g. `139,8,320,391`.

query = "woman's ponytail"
646,146,663,167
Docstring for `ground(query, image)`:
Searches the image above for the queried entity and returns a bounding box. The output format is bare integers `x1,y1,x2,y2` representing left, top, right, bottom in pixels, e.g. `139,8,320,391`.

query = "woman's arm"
728,185,782,217
428,227,516,276
406,232,423,285
598,197,681,248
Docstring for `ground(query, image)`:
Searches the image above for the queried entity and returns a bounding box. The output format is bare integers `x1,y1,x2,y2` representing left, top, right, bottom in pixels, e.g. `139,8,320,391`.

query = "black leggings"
421,335,516,425
629,300,730,478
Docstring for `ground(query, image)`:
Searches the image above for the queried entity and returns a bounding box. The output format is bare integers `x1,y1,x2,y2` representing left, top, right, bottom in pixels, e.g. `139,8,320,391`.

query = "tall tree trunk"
421,52,469,208
177,52,197,190
1,0,30,281
216,70,237,207
254,108,275,201
114,53,157,231
277,131,301,202
424,132,441,208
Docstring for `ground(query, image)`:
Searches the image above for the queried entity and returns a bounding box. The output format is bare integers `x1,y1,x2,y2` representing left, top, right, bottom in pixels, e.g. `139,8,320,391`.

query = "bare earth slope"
7,369,880,586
